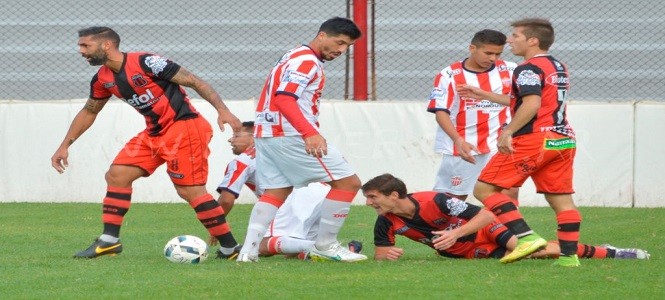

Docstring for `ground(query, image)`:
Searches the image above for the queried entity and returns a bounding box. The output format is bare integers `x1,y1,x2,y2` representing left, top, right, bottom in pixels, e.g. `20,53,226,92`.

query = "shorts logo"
515,159,537,175
167,171,184,179
451,176,462,186
544,137,576,150
169,159,179,171
131,74,148,87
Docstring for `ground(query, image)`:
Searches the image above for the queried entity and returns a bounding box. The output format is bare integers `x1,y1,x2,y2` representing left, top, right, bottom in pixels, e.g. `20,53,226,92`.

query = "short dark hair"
471,29,507,47
78,26,121,47
240,121,255,132
361,173,407,198
319,17,362,40
510,18,555,50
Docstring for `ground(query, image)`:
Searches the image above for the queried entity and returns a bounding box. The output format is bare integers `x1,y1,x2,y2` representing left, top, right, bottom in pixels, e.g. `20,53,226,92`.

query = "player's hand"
497,131,514,154
385,247,404,261
207,235,218,246
456,84,483,99
217,109,241,132
454,137,478,164
51,147,69,174
431,230,460,251
304,134,327,157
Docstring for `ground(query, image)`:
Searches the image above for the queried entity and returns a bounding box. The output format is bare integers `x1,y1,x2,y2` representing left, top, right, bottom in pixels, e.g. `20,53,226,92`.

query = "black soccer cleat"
215,244,242,260
74,238,123,259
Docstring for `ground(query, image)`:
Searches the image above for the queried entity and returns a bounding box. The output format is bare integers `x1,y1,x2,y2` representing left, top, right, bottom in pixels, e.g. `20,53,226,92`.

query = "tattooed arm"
169,67,241,132
51,98,108,173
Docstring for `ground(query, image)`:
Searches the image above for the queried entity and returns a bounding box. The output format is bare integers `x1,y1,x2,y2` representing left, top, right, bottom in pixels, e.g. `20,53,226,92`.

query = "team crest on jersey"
516,69,540,86
131,74,148,87
144,55,168,75
446,198,468,216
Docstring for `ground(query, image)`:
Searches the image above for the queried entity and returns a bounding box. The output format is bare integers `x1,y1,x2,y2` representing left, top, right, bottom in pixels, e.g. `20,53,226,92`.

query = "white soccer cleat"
309,242,368,262
236,253,259,263
602,244,651,260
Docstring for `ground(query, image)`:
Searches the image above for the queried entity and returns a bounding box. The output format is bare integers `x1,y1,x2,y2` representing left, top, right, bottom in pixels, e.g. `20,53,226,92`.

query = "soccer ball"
163,235,209,264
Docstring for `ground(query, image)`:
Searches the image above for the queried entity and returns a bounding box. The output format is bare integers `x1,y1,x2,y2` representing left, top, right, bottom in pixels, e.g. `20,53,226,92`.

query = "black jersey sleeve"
433,193,482,220
513,63,543,98
138,53,182,81
373,216,395,247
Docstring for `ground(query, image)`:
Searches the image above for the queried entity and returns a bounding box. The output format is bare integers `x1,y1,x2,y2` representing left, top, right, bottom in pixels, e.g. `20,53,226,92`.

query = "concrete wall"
0,100,662,207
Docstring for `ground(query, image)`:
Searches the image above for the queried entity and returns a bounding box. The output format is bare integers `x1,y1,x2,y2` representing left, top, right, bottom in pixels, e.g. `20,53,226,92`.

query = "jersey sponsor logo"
516,69,540,86
282,70,311,87
545,72,569,86
103,82,116,88
463,98,504,111
127,88,159,109
446,198,468,216
131,74,148,87
256,111,279,125
144,55,168,75
544,137,576,150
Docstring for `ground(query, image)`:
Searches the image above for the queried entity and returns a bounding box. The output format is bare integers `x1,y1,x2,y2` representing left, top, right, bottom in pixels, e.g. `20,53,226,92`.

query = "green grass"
1,204,664,299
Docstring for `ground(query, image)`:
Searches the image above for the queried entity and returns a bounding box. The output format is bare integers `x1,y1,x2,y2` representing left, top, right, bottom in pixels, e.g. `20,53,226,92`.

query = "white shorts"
264,182,331,239
433,152,494,196
255,136,356,189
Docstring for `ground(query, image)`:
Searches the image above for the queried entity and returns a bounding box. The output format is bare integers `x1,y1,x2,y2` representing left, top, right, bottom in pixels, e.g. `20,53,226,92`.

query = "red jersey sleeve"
89,73,112,100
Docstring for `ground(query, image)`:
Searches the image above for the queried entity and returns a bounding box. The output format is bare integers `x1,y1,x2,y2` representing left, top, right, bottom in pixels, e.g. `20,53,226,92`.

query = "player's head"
362,174,408,214
77,26,121,66
467,29,507,70
228,121,254,155
311,17,362,61
509,18,555,55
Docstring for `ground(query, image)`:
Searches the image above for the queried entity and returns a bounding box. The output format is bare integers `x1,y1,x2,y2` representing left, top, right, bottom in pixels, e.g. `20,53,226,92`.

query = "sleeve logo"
516,69,541,86
144,55,168,75
282,70,312,87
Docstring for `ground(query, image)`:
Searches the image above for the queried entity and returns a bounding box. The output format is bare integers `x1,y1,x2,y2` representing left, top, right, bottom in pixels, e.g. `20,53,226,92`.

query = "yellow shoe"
500,234,547,264
552,254,581,267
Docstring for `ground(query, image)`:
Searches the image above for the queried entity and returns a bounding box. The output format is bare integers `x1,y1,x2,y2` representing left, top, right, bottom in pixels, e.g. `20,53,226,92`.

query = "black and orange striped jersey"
90,52,200,136
373,191,483,258
511,54,574,138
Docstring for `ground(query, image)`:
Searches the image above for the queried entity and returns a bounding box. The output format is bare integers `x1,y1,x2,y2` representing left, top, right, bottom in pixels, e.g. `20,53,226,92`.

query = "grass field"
1,203,664,299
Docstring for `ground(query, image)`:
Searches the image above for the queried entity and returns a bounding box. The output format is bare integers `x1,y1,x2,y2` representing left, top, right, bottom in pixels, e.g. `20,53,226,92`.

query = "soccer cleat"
73,238,123,259
552,254,581,267
347,240,363,254
236,253,259,263
215,244,242,260
309,242,368,262
500,234,548,264
602,244,651,259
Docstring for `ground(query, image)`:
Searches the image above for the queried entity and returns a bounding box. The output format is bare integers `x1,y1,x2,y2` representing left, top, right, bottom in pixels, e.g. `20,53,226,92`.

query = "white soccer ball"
163,235,209,264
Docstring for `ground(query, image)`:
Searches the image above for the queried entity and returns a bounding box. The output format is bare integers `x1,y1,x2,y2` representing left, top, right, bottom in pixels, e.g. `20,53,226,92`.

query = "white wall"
0,100,661,207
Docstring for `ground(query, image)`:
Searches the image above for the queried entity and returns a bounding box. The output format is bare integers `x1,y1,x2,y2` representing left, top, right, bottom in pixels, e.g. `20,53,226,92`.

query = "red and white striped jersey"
254,45,325,138
427,59,516,155
216,147,262,198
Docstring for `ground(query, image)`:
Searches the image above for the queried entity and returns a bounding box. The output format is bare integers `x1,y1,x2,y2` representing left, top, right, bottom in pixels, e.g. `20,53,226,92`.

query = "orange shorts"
112,117,213,186
478,131,576,194
467,221,511,259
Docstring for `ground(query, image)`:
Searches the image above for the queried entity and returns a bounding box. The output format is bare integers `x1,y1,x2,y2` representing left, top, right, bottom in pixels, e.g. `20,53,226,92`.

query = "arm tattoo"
83,98,108,114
